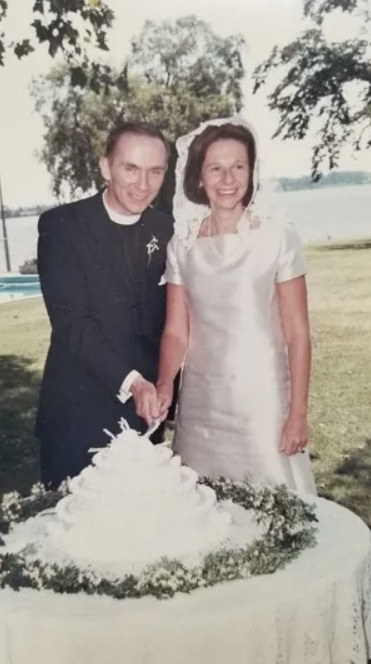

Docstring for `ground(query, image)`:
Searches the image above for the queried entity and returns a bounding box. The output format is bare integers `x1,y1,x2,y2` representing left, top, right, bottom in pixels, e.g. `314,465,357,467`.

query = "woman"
141,117,316,494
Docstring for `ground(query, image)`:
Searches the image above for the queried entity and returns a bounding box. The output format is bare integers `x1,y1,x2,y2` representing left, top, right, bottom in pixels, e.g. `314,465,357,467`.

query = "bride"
141,117,316,494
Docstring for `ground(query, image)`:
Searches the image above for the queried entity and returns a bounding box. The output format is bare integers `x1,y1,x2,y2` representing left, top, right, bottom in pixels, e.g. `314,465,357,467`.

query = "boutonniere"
146,235,160,264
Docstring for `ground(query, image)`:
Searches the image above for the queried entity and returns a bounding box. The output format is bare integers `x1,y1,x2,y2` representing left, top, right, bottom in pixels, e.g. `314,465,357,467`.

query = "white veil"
172,115,281,250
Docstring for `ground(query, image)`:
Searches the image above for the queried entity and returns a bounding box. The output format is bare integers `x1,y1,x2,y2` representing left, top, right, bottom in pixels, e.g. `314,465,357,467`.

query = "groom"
36,121,174,489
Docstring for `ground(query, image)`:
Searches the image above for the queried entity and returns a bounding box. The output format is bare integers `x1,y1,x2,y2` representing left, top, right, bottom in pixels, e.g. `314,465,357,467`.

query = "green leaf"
70,66,88,88
13,40,34,59
252,0,371,176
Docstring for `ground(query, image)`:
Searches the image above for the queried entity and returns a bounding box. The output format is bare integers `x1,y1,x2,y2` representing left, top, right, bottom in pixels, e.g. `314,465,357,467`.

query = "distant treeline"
3,204,52,219
2,170,371,217
277,170,371,192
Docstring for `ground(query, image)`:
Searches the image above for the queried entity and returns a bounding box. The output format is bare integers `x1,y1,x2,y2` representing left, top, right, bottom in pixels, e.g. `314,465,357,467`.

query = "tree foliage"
302,0,368,24
130,16,244,107
32,16,245,200
253,0,371,178
0,0,115,90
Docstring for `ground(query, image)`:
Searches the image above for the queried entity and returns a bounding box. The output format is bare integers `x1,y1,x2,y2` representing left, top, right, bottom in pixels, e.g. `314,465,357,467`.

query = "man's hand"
156,382,174,422
131,376,159,426
279,413,309,455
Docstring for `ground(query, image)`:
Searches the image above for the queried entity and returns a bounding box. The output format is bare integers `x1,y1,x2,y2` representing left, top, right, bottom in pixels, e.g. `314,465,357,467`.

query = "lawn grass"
0,297,49,492
0,239,370,524
305,239,371,524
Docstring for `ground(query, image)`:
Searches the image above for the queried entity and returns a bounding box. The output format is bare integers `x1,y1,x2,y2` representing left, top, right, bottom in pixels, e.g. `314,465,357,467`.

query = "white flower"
30,482,46,496
146,235,159,262
1,491,20,510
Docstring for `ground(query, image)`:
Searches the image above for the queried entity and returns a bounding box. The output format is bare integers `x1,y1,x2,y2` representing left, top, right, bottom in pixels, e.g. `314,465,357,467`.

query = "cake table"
0,496,370,664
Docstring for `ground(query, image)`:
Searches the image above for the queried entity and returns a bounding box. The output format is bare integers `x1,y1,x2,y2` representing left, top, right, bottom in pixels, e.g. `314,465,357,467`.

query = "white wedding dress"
166,213,317,494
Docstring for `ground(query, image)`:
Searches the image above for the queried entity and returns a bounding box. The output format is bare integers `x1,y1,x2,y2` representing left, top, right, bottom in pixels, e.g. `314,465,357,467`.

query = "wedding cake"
3,420,262,578
1,424,370,664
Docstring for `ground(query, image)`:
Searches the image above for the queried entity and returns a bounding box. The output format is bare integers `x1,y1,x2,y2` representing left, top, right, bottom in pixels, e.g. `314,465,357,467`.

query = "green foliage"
19,258,38,275
253,0,371,179
32,65,117,198
0,0,114,89
31,16,246,200
130,16,244,106
0,478,318,599
303,0,368,24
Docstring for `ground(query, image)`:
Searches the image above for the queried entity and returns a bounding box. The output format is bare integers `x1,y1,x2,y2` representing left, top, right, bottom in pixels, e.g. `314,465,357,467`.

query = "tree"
253,0,371,178
130,16,244,107
0,0,115,90
32,16,246,200
33,65,141,198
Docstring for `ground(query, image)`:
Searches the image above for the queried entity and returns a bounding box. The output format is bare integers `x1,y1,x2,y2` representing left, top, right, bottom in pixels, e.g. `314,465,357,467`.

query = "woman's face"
200,139,250,214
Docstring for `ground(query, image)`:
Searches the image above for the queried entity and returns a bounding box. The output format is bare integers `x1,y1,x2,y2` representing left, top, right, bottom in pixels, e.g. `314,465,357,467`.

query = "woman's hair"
183,123,257,208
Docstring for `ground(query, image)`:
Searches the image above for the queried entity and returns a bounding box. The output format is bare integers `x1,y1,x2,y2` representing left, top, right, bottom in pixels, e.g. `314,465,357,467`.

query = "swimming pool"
0,274,41,302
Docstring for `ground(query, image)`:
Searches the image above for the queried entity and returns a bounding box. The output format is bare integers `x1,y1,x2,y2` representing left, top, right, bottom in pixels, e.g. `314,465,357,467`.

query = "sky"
0,0,369,207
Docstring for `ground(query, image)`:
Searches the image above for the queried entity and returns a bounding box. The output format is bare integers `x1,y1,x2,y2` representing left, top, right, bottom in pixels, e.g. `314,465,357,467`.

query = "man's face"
100,133,168,215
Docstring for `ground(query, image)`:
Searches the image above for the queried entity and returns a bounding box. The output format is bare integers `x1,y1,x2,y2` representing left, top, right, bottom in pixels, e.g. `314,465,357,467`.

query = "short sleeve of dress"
275,222,307,283
164,236,184,285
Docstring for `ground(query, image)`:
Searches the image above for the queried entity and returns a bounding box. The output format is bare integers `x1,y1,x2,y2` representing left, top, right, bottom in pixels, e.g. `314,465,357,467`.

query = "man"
36,121,174,489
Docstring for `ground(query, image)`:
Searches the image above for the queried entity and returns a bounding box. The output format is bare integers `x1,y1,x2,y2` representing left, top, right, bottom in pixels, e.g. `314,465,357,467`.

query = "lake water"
0,185,370,273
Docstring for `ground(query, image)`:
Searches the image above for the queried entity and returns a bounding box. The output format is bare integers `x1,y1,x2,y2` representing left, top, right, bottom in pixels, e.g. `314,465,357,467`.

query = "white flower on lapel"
146,235,160,264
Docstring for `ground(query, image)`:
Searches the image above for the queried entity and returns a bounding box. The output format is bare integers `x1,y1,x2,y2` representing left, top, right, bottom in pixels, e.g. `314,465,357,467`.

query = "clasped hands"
131,376,173,426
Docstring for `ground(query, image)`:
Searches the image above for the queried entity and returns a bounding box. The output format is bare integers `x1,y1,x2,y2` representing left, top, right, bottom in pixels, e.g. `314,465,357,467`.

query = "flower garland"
0,479,318,600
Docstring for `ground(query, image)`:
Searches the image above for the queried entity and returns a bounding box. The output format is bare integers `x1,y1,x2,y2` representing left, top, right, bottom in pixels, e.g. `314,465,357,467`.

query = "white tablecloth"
0,497,370,664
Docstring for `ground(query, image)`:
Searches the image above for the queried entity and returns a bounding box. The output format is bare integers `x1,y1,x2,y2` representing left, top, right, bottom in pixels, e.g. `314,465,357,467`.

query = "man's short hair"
105,121,171,160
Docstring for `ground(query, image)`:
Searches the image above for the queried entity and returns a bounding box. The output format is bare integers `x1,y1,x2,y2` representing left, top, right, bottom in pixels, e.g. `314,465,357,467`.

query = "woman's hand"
279,412,309,455
131,376,159,426
156,382,174,422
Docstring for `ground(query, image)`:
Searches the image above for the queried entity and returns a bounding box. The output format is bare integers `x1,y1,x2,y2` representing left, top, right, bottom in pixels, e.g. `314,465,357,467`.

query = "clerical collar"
102,190,141,226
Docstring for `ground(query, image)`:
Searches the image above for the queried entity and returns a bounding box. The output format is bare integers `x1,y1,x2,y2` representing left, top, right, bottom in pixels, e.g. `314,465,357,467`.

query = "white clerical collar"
102,190,141,226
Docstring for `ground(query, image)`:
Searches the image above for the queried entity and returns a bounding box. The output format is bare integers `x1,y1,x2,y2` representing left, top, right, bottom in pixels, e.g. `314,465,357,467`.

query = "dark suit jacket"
36,192,173,487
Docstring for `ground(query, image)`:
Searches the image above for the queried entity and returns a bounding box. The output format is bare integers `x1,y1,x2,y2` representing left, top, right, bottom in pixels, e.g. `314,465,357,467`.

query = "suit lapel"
81,195,169,307
82,193,134,296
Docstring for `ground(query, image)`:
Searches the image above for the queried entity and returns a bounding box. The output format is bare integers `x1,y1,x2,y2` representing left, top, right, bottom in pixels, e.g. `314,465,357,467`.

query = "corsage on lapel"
146,235,160,265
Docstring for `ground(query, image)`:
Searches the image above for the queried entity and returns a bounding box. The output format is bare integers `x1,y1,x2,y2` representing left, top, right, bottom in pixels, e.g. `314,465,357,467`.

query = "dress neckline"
197,208,248,239
196,222,250,263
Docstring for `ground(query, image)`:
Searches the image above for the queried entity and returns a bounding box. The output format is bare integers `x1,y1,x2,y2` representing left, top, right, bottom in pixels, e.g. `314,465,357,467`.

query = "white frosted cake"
3,421,262,579
1,423,370,664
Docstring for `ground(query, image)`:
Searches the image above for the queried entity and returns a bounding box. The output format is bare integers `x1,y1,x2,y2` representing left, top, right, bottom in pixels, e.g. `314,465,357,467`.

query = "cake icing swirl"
5,422,236,577
51,423,232,573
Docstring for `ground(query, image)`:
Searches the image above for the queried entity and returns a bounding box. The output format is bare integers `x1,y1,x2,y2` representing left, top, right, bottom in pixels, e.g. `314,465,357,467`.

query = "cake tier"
45,426,232,574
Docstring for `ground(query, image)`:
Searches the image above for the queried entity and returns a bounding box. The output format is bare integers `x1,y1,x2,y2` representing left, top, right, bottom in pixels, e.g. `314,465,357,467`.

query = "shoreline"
1,235,370,281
